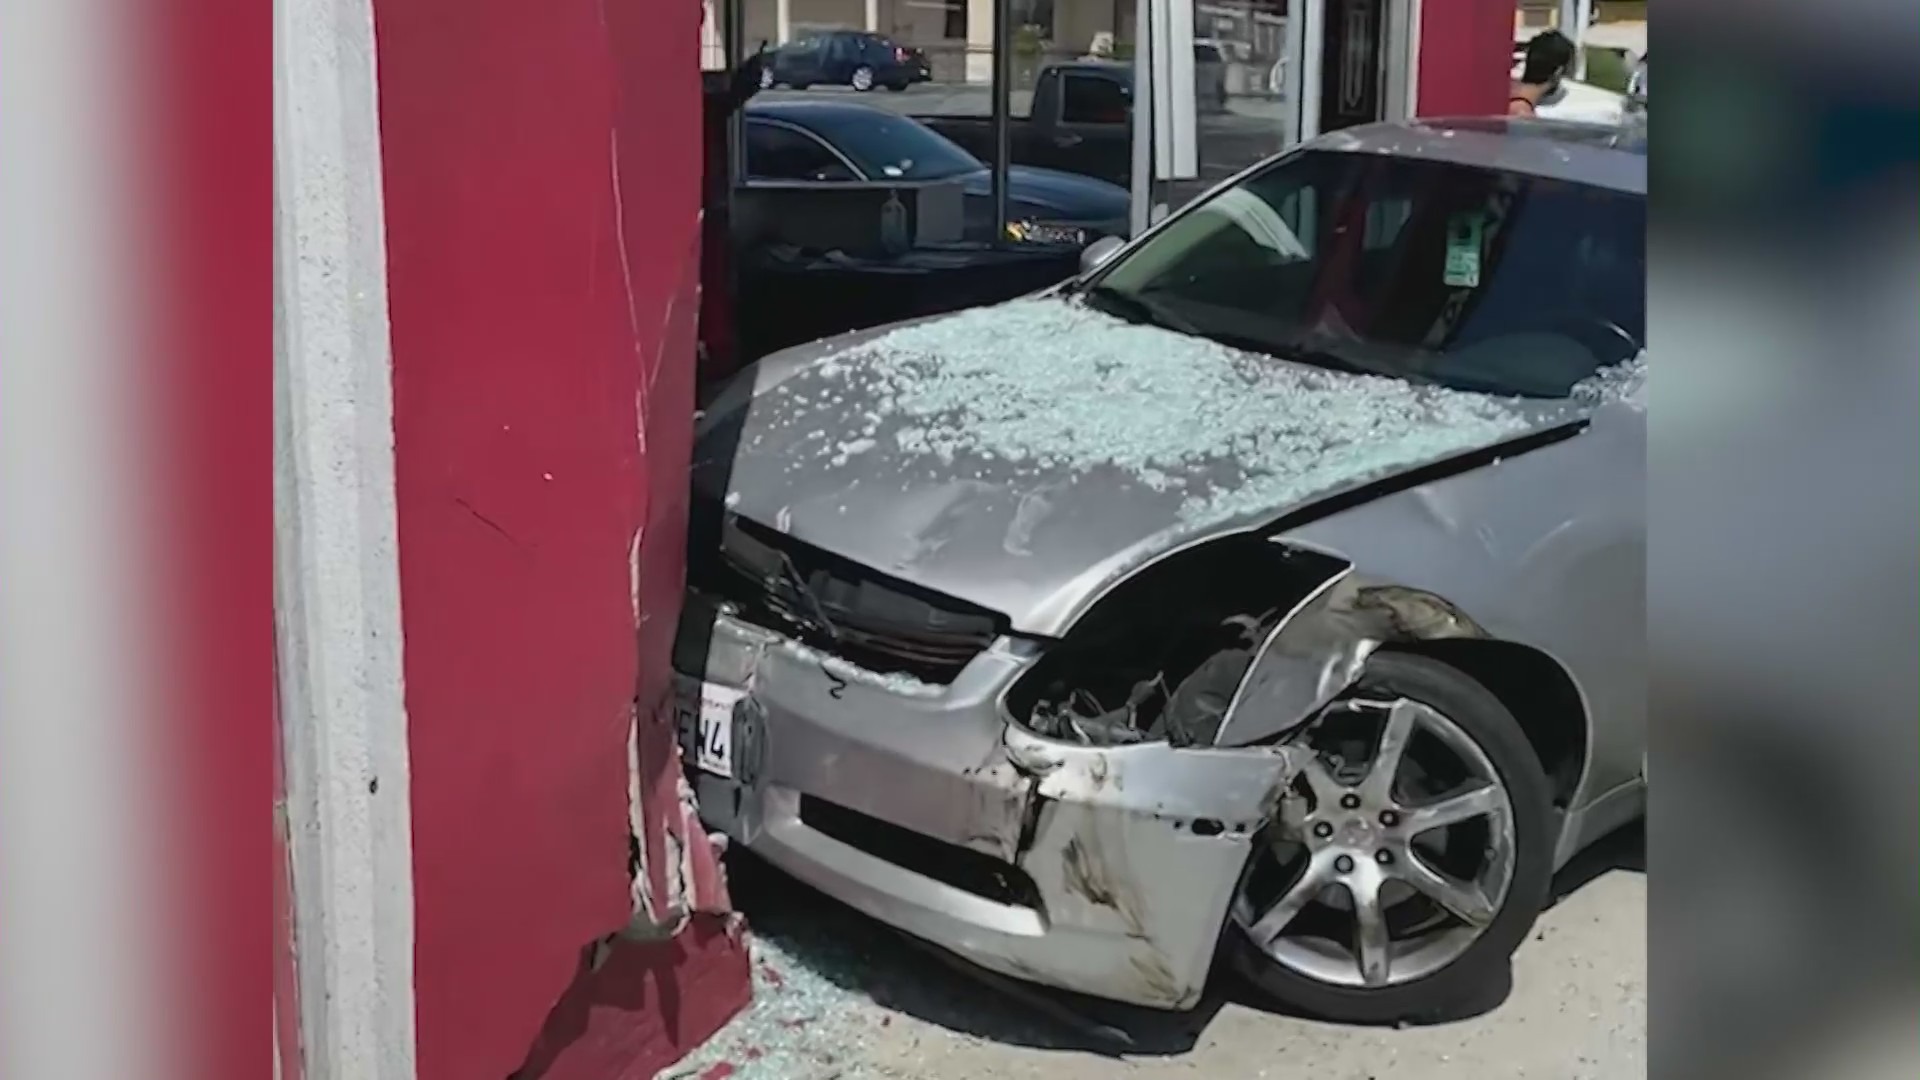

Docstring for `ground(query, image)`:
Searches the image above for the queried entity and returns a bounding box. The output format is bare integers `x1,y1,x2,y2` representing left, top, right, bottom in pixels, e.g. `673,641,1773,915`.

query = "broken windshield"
1084,150,1645,398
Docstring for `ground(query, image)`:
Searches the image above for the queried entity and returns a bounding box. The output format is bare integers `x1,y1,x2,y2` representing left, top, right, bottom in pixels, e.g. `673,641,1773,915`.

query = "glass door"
1316,0,1417,133
1135,0,1314,223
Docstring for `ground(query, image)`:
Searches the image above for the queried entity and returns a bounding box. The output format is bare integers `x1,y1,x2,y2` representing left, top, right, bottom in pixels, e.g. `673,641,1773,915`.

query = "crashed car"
676,117,1646,1023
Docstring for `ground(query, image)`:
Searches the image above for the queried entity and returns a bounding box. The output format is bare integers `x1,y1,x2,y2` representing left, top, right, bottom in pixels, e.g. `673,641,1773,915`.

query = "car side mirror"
1079,234,1125,275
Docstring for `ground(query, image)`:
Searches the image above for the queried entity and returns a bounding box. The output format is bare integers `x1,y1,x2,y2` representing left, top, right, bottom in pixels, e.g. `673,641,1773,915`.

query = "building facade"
274,0,749,1076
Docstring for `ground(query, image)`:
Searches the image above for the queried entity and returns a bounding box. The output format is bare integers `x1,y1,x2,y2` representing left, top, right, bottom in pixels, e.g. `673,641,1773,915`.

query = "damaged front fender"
998,724,1307,1007
1214,569,1488,747
1003,724,1304,833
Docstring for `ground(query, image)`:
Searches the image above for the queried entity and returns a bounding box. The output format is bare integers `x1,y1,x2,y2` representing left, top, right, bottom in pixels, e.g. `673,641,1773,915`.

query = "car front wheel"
1227,652,1555,1024
850,65,876,91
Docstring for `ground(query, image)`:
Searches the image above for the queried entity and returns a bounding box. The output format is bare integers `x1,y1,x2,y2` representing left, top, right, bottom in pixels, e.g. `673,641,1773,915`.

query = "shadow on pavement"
1548,818,1646,908
728,818,1646,1049
725,851,1221,1057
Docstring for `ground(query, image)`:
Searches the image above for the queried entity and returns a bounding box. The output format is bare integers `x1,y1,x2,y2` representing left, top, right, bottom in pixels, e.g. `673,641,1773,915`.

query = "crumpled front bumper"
675,595,1303,1009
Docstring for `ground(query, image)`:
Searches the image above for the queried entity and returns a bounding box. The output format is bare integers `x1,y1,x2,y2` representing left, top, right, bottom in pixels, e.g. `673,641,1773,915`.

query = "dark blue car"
761,30,931,93
742,100,1130,245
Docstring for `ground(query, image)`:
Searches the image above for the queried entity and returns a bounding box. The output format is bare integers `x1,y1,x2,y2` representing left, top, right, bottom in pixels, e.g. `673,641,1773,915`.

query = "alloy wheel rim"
852,67,873,90
1232,696,1518,989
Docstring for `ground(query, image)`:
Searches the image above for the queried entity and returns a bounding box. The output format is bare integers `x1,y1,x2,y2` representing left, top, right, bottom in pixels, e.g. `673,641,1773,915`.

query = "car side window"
744,122,857,182
1061,74,1130,125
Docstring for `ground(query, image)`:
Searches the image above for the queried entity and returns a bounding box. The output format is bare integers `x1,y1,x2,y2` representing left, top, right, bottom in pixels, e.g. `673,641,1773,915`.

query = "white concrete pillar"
865,0,879,32
1558,0,1591,75
966,0,993,83
702,0,727,68
274,0,419,1075
777,0,792,45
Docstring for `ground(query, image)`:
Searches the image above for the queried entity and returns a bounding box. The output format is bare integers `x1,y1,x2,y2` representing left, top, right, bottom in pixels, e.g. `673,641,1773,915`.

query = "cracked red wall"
371,1,743,1077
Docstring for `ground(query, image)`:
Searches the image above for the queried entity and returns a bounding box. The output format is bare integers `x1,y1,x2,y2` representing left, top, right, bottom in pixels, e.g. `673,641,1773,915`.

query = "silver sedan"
677,117,1646,1023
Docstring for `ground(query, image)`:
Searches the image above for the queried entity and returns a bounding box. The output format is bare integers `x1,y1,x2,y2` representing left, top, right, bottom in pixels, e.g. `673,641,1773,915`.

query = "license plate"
1022,223,1089,246
675,679,746,778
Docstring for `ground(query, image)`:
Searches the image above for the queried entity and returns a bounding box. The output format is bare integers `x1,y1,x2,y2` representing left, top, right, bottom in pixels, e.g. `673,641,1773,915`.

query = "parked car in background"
680,117,1646,1022
742,100,1129,244
761,30,931,92
922,61,1275,210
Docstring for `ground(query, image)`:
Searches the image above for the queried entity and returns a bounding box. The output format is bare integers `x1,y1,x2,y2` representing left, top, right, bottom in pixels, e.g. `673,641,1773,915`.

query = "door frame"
1384,0,1422,121
1299,0,1421,139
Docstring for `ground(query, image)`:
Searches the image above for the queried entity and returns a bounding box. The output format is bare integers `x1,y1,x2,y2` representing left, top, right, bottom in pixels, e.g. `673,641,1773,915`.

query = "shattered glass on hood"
779,299,1533,529
1570,348,1648,407
702,297,1584,635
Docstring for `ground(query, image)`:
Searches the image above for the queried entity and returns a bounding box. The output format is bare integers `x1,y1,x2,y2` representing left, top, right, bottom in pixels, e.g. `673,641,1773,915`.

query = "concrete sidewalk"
664,827,1646,1080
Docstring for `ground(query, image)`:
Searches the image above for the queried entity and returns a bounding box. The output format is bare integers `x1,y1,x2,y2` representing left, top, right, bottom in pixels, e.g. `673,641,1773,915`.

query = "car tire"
851,65,876,91
759,66,776,90
1227,651,1556,1025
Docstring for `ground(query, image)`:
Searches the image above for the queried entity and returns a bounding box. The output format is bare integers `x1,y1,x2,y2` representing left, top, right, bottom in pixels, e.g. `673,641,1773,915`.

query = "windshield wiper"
769,549,843,641
1081,283,1201,335
1083,286,1402,382
722,542,843,642
1262,340,1381,379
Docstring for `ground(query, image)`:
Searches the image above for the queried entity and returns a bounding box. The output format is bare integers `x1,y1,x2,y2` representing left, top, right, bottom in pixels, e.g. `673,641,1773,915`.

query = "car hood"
957,165,1131,220
693,297,1602,637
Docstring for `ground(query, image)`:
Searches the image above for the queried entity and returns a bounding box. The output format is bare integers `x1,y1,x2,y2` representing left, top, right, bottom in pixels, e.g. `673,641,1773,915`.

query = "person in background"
1509,30,1575,116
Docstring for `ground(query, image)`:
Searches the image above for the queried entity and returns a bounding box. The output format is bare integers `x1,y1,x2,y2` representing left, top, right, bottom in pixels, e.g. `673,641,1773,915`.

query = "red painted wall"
1416,0,1512,117
371,1,737,1078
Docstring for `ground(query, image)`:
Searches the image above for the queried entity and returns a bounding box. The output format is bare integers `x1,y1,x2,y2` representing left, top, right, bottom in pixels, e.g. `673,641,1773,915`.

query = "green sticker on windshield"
1443,212,1484,288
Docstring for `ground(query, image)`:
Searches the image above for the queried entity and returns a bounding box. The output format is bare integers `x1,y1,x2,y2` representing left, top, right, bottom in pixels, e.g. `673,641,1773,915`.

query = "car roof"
744,98,900,130
1307,117,1646,193
1049,61,1131,78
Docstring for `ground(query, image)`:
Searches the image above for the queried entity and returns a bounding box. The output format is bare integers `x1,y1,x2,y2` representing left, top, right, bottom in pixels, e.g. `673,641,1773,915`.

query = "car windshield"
1085,149,1645,398
812,112,982,180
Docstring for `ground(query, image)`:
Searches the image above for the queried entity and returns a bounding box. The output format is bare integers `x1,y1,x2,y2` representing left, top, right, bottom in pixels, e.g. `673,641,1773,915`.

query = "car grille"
687,499,1005,684
800,795,1041,910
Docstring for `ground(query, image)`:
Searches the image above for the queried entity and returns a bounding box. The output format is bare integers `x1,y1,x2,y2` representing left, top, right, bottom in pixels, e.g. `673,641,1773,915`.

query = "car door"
821,33,859,82
742,119,860,183
775,37,820,84
1043,70,1131,184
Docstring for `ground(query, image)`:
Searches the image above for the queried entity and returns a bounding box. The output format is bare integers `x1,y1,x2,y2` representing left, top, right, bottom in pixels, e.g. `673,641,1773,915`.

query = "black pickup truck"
918,62,1137,189
918,59,1272,199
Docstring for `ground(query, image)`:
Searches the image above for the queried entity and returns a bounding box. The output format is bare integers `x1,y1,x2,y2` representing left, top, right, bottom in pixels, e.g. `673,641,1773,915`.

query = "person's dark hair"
1521,30,1576,85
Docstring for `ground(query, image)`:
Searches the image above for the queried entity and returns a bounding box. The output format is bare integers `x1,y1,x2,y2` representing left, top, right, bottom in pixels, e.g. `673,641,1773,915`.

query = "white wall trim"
1400,0,1423,119
1297,0,1324,140
273,0,418,1073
